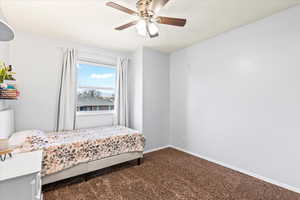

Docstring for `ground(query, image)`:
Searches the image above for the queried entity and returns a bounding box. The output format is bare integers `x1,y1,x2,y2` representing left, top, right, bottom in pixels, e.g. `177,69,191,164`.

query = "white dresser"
0,151,43,200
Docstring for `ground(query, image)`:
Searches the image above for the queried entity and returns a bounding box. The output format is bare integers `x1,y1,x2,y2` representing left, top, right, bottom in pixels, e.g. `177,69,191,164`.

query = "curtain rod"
78,58,116,68
57,46,119,60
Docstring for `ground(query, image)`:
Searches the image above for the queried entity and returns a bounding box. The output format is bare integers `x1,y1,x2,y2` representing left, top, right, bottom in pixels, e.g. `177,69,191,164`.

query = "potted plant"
0,62,16,89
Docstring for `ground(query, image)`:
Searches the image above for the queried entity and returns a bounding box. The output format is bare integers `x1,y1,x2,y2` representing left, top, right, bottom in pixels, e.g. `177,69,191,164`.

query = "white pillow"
9,130,44,146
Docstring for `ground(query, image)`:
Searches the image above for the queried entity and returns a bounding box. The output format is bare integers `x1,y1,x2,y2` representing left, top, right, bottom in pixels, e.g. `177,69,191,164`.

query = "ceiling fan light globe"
148,22,159,38
136,20,147,37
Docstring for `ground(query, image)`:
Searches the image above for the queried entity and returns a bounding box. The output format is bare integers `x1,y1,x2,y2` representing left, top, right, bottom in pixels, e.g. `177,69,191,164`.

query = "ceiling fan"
106,0,187,38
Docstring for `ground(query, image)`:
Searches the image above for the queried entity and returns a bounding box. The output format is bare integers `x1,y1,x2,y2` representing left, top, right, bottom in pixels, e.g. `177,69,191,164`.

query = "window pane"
77,63,116,112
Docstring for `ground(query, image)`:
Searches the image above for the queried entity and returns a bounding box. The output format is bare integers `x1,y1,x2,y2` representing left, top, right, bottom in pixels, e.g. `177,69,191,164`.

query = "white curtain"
114,57,129,127
56,48,77,131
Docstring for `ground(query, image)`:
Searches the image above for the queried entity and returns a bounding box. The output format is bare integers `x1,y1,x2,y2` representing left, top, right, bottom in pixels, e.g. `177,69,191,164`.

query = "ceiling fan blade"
106,2,137,15
157,16,186,27
115,21,138,30
149,0,170,13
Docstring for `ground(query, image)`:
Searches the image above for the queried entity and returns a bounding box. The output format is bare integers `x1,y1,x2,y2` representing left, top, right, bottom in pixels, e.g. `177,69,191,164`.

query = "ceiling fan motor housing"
137,0,154,19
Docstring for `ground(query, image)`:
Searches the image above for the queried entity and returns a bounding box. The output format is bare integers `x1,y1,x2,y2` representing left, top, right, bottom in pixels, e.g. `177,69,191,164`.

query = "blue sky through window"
77,63,116,89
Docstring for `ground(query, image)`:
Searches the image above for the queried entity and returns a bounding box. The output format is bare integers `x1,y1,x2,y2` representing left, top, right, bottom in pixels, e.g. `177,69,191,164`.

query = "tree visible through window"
77,62,116,112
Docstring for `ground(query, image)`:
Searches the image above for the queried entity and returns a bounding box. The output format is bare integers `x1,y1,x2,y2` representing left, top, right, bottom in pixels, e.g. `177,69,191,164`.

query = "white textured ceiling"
2,0,300,53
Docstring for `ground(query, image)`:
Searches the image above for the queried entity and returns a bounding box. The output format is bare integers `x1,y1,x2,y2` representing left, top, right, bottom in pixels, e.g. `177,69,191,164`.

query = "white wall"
75,113,114,129
129,47,170,151
170,5,300,190
9,32,61,131
143,47,170,151
128,47,143,132
0,42,9,63
8,31,130,131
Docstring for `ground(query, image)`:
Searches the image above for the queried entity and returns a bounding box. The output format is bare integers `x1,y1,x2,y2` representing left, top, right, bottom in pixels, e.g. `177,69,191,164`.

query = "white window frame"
76,58,117,116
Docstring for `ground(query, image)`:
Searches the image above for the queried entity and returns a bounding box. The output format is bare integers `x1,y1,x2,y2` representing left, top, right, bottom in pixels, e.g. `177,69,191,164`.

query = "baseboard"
144,145,171,154
169,145,300,194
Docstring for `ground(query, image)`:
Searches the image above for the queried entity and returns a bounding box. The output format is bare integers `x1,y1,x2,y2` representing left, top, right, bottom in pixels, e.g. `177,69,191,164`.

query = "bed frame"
42,152,143,185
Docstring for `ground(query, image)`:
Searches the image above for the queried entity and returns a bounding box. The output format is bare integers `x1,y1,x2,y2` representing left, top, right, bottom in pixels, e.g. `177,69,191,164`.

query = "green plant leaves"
0,62,15,83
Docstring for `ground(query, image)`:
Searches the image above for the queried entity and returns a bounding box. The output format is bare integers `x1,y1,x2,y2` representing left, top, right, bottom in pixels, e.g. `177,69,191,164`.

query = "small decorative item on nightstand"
0,138,13,161
0,148,12,161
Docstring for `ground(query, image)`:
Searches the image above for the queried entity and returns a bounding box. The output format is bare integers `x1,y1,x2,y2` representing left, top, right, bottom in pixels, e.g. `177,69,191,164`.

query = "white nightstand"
0,150,43,200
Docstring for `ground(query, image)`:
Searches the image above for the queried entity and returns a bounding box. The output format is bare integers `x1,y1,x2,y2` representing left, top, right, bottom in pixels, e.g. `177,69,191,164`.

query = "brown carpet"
43,148,300,200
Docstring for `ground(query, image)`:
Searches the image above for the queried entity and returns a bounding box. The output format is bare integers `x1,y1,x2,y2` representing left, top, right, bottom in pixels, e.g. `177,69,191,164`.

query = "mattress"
11,126,145,176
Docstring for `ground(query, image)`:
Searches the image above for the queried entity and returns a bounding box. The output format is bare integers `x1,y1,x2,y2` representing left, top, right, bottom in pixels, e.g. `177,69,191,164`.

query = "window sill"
76,111,115,117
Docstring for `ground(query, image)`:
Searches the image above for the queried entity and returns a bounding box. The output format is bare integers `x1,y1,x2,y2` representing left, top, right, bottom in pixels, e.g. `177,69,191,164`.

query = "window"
77,61,116,113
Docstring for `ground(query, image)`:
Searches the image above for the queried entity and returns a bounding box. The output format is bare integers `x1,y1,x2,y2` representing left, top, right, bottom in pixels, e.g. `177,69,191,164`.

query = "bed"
10,126,145,185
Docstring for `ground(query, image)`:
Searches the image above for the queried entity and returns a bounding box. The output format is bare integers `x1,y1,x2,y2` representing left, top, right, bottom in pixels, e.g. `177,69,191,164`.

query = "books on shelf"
0,89,18,99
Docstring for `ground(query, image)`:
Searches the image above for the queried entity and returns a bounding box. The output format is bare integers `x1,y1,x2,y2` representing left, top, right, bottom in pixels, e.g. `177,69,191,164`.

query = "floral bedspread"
13,126,145,176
